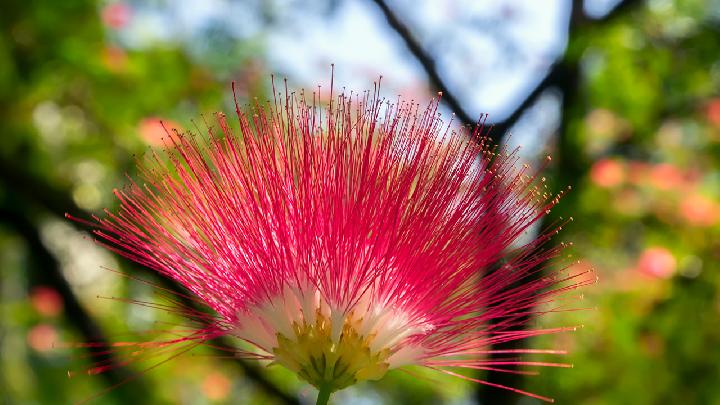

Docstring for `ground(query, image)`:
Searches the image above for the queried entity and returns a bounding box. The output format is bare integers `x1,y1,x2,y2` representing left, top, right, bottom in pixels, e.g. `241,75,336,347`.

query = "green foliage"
527,2,720,404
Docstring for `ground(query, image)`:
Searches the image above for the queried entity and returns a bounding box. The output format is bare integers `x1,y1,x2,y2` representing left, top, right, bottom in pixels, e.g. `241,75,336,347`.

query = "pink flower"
202,371,232,400
638,247,676,279
590,158,625,188
72,80,589,403
649,163,684,191
101,2,131,30
28,324,58,353
138,117,183,146
30,286,63,317
706,98,720,127
680,194,719,227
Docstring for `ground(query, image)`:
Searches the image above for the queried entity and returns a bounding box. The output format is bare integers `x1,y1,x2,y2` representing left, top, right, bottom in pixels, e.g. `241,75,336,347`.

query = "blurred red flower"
28,324,58,352
705,98,720,127
649,163,684,191
590,158,625,188
202,371,232,400
680,194,718,227
101,2,131,30
30,286,63,317
138,117,182,146
637,247,676,279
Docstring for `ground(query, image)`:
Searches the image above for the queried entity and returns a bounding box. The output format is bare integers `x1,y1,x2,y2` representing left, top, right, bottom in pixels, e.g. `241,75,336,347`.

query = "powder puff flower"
70,78,590,404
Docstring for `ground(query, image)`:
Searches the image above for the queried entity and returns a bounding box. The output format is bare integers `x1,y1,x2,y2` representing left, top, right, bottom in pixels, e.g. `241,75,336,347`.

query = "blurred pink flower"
680,194,719,227
590,158,625,188
101,2,131,30
649,163,684,191
138,117,182,146
202,371,232,400
706,98,720,127
72,81,590,402
30,286,63,317
28,324,58,352
638,247,676,279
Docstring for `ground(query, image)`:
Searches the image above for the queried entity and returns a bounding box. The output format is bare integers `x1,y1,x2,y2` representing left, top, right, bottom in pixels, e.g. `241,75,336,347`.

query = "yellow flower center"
233,285,429,393
271,309,391,392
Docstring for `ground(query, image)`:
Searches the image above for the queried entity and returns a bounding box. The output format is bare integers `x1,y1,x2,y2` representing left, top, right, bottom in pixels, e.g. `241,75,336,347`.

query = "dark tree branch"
0,203,148,402
0,163,300,405
0,162,78,223
152,274,302,405
488,65,565,138
369,0,478,131
477,0,641,402
370,0,643,144
368,0,643,403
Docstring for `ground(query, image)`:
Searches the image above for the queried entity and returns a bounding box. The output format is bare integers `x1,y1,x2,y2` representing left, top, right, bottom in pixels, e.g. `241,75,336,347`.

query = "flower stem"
315,384,332,405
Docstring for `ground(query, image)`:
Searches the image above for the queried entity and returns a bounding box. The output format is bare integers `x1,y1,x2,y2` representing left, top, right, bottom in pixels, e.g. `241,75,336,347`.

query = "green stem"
315,384,332,405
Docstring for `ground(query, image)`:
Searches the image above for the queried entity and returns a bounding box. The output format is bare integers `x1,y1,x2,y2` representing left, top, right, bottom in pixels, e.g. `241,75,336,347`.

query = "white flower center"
232,283,428,390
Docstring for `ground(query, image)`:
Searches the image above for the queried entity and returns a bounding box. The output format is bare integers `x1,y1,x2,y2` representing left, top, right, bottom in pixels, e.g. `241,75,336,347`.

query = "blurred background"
1,0,720,404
